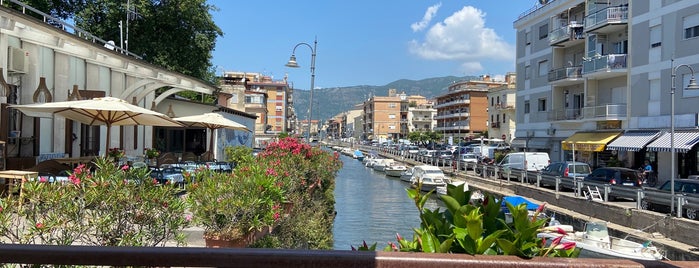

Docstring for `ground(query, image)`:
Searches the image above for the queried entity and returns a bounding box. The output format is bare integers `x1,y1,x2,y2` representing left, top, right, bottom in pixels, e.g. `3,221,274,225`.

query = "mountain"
292,75,477,122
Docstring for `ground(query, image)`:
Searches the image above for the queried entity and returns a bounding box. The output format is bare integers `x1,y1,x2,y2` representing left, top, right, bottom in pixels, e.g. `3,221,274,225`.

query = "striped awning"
606,130,662,152
646,131,699,153
561,131,621,152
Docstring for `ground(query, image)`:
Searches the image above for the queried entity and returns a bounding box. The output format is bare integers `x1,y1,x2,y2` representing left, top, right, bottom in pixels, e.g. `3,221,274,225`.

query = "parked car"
497,152,550,181
582,167,643,201
640,179,699,219
541,161,592,189
407,145,420,154
457,153,479,170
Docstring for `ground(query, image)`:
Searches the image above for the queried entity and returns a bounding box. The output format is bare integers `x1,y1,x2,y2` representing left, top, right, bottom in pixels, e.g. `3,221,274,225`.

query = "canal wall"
351,145,699,261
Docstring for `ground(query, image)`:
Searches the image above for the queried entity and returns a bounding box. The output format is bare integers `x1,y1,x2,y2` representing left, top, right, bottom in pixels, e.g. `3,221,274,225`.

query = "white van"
498,152,550,180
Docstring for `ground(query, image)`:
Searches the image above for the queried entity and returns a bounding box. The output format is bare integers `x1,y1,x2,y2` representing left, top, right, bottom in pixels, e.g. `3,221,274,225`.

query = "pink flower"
69,174,80,185
39,176,48,183
185,214,193,222
555,241,576,250
121,165,129,171
35,222,44,229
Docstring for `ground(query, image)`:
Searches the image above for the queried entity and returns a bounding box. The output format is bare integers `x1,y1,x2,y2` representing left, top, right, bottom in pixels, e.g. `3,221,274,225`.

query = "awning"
606,130,662,152
511,137,551,149
561,131,621,152
646,131,699,153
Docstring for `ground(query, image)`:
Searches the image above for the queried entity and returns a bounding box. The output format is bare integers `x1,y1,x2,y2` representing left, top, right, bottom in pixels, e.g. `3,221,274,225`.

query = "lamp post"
286,38,317,143
670,60,699,216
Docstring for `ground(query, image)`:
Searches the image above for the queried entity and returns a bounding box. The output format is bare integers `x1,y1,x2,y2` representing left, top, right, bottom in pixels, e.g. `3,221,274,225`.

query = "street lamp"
670,60,699,215
286,38,317,143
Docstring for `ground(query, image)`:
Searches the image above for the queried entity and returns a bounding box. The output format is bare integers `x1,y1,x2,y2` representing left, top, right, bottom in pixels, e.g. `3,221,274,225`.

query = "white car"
457,153,479,170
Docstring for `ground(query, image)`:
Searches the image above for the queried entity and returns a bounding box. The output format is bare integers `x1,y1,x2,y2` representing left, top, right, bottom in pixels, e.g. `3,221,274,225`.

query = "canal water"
332,154,442,250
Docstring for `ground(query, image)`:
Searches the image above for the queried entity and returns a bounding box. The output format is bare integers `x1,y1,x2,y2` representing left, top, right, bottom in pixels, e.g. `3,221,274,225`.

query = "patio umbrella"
172,112,250,153
10,97,182,155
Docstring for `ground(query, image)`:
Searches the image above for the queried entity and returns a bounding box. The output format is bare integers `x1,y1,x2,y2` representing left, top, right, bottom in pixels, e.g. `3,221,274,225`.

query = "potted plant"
144,148,160,159
186,163,284,247
107,147,125,162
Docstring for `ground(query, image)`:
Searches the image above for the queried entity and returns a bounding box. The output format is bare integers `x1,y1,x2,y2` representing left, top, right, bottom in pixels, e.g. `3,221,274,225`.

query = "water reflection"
332,155,442,250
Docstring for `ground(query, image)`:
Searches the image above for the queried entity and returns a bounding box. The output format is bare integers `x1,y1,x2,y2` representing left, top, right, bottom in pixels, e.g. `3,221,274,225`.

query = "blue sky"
209,1,538,90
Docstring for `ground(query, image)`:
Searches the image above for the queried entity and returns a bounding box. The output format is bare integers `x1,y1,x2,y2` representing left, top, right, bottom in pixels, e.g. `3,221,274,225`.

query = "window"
684,13,699,39
613,40,628,54
388,103,396,108
650,26,661,48
524,101,530,114
491,97,495,106
525,31,531,45
525,65,531,80
388,125,396,130
539,24,549,40
538,98,547,112
275,106,283,111
388,114,396,119
502,113,506,121
538,60,549,77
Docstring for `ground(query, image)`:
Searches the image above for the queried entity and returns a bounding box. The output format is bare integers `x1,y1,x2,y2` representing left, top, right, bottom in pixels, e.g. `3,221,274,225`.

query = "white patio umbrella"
10,97,182,156
172,112,250,153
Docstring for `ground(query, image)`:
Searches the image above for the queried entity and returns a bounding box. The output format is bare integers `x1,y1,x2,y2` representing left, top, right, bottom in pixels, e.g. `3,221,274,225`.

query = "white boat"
410,165,449,192
400,167,414,182
385,164,407,177
436,181,483,202
538,221,664,261
372,159,394,172
365,158,383,168
341,147,354,156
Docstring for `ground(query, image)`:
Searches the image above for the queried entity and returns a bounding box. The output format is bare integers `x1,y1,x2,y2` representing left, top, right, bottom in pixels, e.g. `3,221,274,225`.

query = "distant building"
434,75,507,144
487,73,517,143
360,90,425,142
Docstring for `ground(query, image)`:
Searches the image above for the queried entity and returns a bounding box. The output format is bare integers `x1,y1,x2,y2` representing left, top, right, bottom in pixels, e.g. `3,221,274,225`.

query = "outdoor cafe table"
0,170,39,198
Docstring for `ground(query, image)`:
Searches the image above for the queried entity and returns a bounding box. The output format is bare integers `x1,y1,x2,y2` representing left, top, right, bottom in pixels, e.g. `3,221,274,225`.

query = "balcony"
433,99,470,109
548,67,583,85
412,117,433,122
549,22,584,47
548,108,582,121
584,6,628,34
582,104,627,120
490,122,500,128
582,54,627,78
435,123,470,132
495,102,515,110
434,112,469,120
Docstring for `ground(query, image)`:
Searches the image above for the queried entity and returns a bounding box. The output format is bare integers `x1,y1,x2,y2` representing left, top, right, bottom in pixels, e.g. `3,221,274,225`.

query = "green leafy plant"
0,157,189,246
144,147,160,159
379,183,579,258
107,147,125,159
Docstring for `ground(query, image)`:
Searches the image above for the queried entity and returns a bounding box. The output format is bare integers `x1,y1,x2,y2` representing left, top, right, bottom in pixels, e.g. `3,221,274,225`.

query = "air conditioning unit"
8,46,28,73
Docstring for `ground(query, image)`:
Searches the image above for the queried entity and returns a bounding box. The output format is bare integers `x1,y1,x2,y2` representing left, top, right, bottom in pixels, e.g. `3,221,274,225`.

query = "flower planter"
204,226,273,248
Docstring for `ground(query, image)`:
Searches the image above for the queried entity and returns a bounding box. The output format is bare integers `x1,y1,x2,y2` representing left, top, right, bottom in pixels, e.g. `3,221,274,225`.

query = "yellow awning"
561,131,621,152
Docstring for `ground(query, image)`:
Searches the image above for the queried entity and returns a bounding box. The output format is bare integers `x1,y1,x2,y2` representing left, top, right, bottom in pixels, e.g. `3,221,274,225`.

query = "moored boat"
410,165,449,192
538,221,664,261
385,164,407,177
372,159,394,172
353,150,364,161
400,167,414,182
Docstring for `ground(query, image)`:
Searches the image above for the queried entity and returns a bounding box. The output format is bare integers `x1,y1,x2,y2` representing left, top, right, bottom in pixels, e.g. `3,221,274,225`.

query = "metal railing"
582,54,627,74
584,6,628,30
548,66,582,82
582,104,626,119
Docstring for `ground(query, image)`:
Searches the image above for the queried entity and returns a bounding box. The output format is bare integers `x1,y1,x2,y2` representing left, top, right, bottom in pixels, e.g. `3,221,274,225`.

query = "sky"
209,1,540,91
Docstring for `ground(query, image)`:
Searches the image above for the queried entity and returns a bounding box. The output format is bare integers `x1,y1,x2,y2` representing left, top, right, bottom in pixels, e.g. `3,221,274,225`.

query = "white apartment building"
408,102,437,133
514,0,699,178
487,73,517,143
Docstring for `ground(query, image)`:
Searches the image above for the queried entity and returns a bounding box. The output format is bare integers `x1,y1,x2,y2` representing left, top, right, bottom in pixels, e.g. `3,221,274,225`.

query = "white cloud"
408,6,514,63
411,3,441,32
459,62,483,74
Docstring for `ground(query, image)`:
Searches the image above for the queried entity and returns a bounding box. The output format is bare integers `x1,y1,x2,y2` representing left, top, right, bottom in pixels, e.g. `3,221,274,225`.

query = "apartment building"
514,0,699,178
220,72,296,146
434,75,505,144
408,101,437,133
487,73,517,143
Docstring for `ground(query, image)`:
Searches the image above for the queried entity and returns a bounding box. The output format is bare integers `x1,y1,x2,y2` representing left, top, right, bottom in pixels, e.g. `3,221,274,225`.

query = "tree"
17,0,223,101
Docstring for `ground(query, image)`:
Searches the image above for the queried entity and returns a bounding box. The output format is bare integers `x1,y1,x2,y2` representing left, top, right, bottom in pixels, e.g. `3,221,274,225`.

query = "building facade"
514,0,699,178
434,75,505,145
487,73,517,143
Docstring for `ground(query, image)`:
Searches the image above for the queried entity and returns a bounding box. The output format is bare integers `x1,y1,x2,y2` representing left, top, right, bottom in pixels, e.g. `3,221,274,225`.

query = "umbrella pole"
209,128,214,154
105,123,111,157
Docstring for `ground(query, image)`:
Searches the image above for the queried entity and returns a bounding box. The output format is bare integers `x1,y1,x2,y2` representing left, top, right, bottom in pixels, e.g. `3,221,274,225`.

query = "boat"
538,221,664,261
400,167,414,182
372,159,394,172
501,196,559,225
365,158,383,168
353,150,364,161
410,165,449,192
341,147,354,156
435,181,484,202
385,164,407,177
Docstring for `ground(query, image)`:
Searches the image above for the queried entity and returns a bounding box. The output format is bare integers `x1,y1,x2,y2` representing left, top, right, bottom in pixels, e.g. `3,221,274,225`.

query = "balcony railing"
434,99,470,109
548,108,582,121
548,66,582,82
582,54,627,74
434,112,469,120
584,6,628,31
582,104,627,119
490,122,500,128
495,102,515,110
0,244,668,267
549,22,584,45
412,117,433,122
